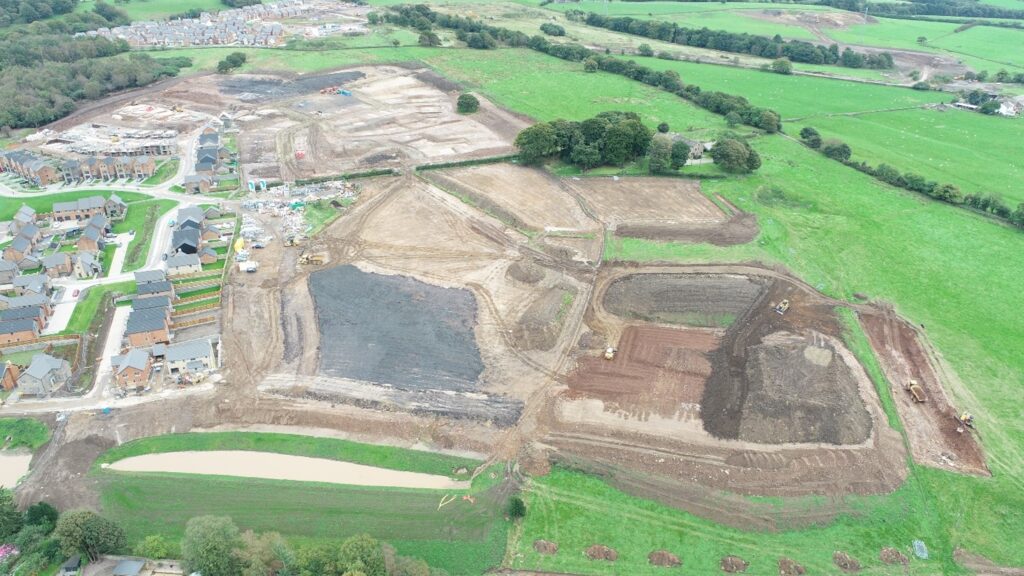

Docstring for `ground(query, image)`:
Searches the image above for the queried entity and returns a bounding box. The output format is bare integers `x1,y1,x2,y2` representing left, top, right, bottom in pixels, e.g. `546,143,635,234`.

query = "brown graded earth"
721,556,749,573
880,547,909,565
833,551,862,573
778,557,806,575
860,307,988,475
533,540,558,555
585,545,618,562
648,550,681,567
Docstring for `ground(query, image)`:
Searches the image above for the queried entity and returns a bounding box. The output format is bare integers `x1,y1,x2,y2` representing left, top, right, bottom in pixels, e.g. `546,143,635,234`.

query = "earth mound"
604,273,765,328
585,545,618,562
721,556,749,573
833,551,861,572
648,550,681,567
778,557,806,575
507,260,545,284
533,540,558,555
880,547,909,565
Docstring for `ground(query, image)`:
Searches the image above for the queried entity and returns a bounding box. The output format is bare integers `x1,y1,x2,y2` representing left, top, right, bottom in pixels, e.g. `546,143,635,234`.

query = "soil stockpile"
604,273,765,328
737,337,873,445
648,550,681,567
880,547,908,565
218,71,365,102
310,265,484,392
585,545,618,562
533,540,558,555
506,261,545,284
833,551,861,572
778,557,806,575
513,287,573,352
721,556,748,572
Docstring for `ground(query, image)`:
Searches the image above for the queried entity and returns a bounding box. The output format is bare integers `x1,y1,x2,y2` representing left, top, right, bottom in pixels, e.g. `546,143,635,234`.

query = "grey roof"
0,305,42,321
125,307,168,335
137,280,172,296
24,353,63,379
152,343,167,357
9,236,30,252
109,193,127,207
82,227,102,242
0,259,16,272
184,174,212,184
132,295,171,310
60,555,81,570
199,247,217,258
196,160,216,173
3,294,48,309
13,274,47,293
198,133,220,146
167,253,200,268
165,339,214,363
77,251,100,271
42,253,69,269
0,318,36,334
87,213,108,229
115,348,151,374
53,195,105,213
134,269,166,284
172,228,201,250
18,223,39,238
15,205,36,218
178,206,205,223
112,559,146,576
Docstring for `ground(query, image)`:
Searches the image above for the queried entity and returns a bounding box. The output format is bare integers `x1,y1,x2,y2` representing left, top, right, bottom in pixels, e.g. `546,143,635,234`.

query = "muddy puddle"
0,451,32,488
106,451,470,489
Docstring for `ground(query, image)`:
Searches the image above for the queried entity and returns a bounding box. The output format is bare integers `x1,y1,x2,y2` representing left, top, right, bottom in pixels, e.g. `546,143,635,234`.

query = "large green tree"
647,136,673,174
338,534,386,576
514,123,560,165
0,489,22,539
670,140,690,170
710,138,761,174
54,510,126,561
181,516,244,576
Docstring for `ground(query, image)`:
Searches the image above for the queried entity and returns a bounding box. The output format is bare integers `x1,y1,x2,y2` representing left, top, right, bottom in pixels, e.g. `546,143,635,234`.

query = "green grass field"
928,25,1024,71
811,108,1024,205
0,190,149,221
62,281,135,335
0,418,50,450
142,158,179,186
96,433,506,574
76,0,230,21
114,199,178,273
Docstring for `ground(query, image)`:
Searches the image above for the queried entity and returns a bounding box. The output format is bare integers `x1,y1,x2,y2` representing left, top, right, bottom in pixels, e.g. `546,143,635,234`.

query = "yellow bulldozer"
774,299,790,315
904,379,927,403
298,252,327,265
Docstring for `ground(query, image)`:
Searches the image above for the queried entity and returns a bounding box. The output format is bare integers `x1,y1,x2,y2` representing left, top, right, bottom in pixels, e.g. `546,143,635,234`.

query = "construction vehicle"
603,347,616,360
284,235,298,247
955,412,976,433
904,379,927,403
774,299,790,315
298,252,327,265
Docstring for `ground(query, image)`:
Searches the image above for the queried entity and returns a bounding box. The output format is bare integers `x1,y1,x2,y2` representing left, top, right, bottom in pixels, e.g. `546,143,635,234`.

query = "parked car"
72,289,79,297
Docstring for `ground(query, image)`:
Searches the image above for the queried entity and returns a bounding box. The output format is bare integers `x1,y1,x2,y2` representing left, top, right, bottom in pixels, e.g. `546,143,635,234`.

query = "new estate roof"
24,353,63,378
52,195,105,213
167,253,200,268
165,338,213,362
0,318,36,335
131,295,171,310
114,348,151,374
137,280,172,296
124,307,168,335
134,269,166,284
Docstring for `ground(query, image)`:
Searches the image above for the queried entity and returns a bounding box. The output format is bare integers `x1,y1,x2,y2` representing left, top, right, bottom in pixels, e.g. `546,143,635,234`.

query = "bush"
822,140,852,162
539,22,565,36
657,122,670,133
637,43,654,57
456,93,480,114
911,81,930,90
772,58,793,75
508,496,527,519
799,126,822,149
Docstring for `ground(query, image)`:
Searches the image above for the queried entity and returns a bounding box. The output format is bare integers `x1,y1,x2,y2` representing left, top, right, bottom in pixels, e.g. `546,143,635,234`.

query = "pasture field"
928,25,1024,71
75,0,228,21
627,55,948,119
811,108,1024,205
826,18,959,52
0,190,149,220
532,0,840,16
96,433,506,574
0,419,50,450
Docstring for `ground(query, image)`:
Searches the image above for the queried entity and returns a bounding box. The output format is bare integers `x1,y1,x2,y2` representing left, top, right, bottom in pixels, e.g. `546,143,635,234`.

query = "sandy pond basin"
105,450,470,490
0,451,32,488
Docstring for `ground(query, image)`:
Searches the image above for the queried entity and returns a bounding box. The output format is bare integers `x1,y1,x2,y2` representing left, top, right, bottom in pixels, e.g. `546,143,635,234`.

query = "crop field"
628,56,948,119
96,433,506,574
811,108,1024,205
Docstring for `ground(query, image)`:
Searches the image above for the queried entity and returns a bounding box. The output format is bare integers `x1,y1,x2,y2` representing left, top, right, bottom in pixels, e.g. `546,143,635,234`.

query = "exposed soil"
648,550,681,567
604,273,764,328
585,545,618,562
514,286,576,352
218,71,366,102
778,557,806,575
533,540,558,555
833,551,861,573
721,556,749,573
860,307,988,475
506,260,546,285
880,547,909,566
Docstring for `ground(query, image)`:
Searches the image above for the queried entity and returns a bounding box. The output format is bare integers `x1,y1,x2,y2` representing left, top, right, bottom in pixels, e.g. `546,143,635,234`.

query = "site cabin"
17,353,71,397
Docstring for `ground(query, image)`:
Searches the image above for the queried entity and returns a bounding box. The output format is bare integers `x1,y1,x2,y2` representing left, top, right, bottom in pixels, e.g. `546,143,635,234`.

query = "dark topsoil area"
604,273,765,328
309,265,484,392
218,70,365,102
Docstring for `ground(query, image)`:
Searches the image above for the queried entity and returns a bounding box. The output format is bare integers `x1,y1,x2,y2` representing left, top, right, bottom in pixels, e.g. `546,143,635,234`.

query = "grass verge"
0,418,50,450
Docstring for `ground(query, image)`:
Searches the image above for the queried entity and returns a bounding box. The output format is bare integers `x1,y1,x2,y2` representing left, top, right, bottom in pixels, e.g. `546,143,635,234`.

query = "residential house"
165,338,217,374
112,348,152,389
183,174,213,194
137,280,174,298
0,150,58,185
124,307,171,347
42,252,73,278
76,225,104,253
52,196,106,222
105,194,128,219
60,160,82,184
18,353,71,396
0,318,38,344
204,206,222,220
171,228,201,255
166,252,202,276
0,305,46,331
0,259,16,284
198,247,218,265
12,274,50,297
74,252,102,278
3,237,32,264
0,294,51,315
0,361,19,391
132,295,171,312
199,131,220,146
17,223,41,245
134,269,166,284
675,137,713,160
8,205,36,235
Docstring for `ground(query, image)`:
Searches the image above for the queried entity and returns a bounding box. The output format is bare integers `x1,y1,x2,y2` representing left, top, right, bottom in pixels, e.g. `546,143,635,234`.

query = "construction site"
10,65,989,548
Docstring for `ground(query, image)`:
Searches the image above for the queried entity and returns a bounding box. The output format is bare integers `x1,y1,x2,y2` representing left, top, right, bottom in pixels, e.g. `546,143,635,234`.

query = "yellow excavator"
955,412,975,433
603,347,616,360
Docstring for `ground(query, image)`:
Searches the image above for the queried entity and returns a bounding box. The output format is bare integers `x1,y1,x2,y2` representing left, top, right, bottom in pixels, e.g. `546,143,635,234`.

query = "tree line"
820,0,1024,21
0,489,447,576
565,10,894,69
384,5,783,133
0,0,77,28
798,127,1024,228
